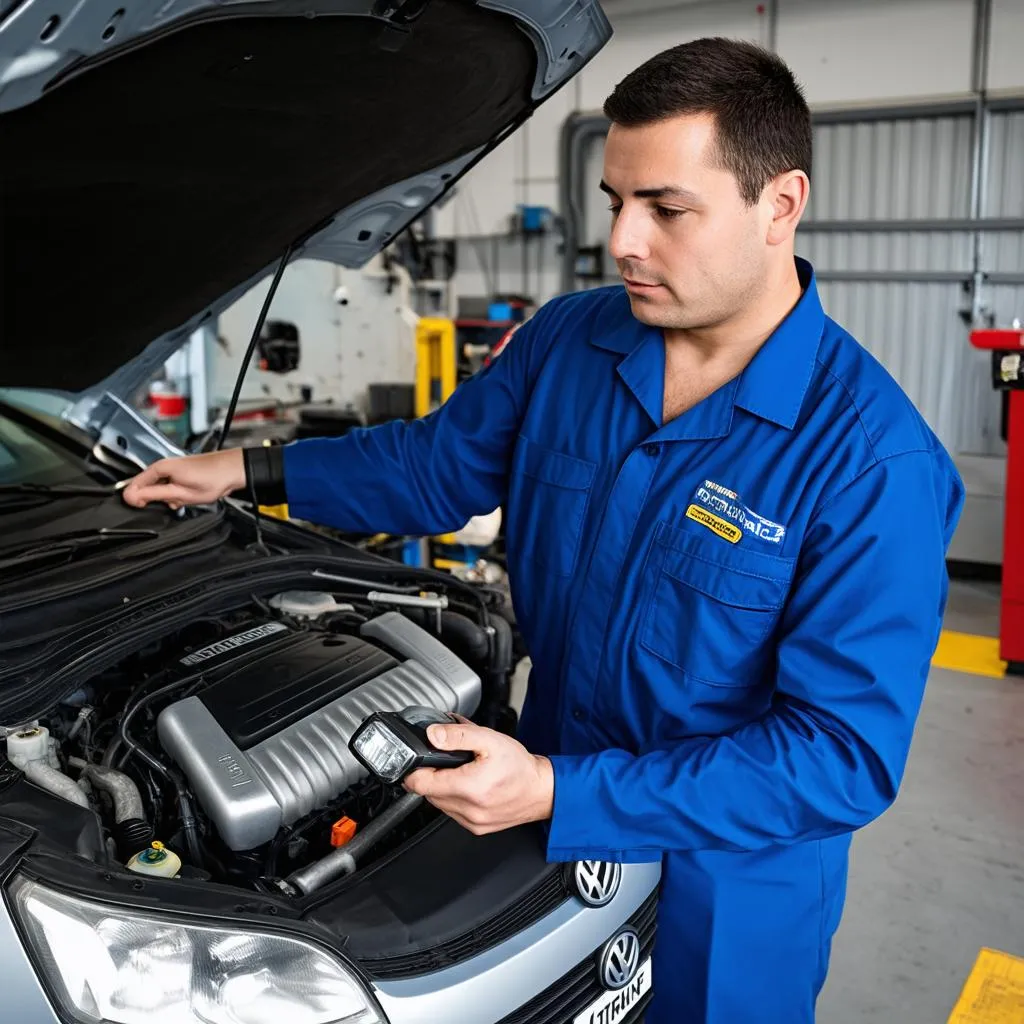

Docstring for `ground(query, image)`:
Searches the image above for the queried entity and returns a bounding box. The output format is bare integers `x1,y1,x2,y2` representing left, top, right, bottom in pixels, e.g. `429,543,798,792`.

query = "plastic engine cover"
157,612,480,850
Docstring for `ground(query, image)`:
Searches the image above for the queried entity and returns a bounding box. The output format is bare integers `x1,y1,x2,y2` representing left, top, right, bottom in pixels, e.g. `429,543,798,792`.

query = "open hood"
0,0,610,400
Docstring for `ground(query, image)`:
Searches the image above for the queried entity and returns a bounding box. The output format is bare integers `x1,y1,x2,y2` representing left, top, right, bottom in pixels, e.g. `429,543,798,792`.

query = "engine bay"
0,585,515,897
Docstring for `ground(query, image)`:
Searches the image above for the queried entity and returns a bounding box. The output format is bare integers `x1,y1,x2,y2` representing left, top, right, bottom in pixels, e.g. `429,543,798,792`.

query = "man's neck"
664,260,805,365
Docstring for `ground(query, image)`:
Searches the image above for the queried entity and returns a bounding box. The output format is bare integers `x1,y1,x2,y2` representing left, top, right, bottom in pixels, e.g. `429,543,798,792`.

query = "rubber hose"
439,610,490,663
485,612,513,708
401,607,490,664
22,762,90,809
70,760,144,823
70,759,155,858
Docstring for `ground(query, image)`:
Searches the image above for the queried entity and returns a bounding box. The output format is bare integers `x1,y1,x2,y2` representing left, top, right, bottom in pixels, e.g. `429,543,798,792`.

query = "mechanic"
123,38,965,1024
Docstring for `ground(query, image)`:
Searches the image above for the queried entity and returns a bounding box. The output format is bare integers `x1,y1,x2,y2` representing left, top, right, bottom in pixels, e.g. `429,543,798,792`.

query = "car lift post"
969,326,1024,675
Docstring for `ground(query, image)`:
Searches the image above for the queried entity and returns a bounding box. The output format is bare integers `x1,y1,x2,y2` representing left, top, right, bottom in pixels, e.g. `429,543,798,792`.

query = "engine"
157,611,480,851
2,586,513,892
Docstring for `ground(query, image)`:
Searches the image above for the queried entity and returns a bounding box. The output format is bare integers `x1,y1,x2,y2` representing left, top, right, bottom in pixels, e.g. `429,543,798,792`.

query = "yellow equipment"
414,317,459,546
415,317,458,416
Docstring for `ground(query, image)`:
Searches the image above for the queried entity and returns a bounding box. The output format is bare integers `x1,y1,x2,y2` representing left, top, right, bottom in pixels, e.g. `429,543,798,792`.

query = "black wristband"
243,445,287,506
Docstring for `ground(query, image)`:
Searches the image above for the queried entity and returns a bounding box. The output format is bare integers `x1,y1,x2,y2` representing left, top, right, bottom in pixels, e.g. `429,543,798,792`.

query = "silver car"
0,1,660,1022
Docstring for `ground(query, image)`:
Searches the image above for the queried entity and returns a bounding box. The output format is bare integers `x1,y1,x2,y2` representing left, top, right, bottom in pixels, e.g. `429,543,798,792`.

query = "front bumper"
0,859,661,1024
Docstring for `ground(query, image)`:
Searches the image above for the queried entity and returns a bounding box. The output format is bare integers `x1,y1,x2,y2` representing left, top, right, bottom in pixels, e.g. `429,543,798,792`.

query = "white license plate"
572,957,652,1024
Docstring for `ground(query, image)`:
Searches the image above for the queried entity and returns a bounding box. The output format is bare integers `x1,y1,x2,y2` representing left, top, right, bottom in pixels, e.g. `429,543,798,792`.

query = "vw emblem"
599,928,641,991
571,860,622,907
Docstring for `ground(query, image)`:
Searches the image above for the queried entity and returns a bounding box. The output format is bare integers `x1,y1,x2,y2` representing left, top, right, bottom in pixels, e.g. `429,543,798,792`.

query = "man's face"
602,113,773,332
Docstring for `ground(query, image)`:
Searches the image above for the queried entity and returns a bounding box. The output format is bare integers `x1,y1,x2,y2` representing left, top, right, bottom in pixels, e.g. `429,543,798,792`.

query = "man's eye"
657,207,686,220
608,205,622,216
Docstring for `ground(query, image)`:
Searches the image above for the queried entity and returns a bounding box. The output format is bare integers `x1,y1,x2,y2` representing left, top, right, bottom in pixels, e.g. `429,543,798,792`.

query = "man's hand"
403,720,554,836
121,450,246,510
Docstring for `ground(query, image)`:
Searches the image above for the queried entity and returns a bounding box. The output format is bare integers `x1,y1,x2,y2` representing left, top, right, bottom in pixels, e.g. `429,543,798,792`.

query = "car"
0,2,661,1023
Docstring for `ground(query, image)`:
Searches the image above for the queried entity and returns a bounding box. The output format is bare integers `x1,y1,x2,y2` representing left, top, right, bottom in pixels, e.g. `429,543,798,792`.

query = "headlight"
9,877,384,1024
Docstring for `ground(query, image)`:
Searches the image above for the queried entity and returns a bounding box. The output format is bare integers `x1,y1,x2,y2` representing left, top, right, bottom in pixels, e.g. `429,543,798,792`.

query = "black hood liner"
0,1,535,390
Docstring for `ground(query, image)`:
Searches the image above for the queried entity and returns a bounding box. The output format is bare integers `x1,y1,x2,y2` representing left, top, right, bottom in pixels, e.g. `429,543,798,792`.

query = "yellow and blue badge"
687,480,787,547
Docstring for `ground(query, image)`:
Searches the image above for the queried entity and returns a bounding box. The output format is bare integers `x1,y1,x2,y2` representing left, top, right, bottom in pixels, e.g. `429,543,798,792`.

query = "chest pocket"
641,520,795,687
512,435,596,578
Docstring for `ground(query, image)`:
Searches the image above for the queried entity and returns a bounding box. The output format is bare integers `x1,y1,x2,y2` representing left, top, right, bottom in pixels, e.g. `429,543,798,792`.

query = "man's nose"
608,207,650,263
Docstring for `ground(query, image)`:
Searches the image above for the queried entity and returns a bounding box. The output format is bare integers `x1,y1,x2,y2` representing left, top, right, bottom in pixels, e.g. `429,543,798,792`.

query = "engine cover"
157,612,480,851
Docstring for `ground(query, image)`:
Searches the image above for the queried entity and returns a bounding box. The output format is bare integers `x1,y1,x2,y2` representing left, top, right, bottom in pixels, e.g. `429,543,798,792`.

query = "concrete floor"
820,580,1024,1023
508,581,1024,1022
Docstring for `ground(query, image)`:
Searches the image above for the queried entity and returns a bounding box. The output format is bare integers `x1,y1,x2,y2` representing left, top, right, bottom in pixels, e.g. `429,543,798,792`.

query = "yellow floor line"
932,630,1007,679
948,948,1024,1023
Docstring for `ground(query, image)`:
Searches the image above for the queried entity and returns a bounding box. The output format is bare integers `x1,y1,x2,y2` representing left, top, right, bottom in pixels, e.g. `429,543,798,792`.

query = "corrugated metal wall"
799,114,996,456
987,111,1024,274
805,117,974,222
986,109,1024,350
811,279,968,449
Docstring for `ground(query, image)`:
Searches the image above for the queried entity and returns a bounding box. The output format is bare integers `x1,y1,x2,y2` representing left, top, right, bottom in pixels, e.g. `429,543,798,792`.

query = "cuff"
547,755,591,853
545,754,661,864
243,444,287,505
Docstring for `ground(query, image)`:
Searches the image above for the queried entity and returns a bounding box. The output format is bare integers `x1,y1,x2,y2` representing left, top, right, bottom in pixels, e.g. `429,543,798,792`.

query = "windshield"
0,410,87,487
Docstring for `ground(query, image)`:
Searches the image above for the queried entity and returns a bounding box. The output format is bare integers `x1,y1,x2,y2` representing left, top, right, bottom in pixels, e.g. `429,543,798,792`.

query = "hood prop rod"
217,243,295,554
217,244,294,450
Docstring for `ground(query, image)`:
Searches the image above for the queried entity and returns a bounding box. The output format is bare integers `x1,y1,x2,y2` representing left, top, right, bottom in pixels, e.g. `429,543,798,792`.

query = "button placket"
560,446,661,748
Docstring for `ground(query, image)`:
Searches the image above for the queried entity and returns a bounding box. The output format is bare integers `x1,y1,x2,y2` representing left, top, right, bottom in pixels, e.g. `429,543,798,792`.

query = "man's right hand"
121,449,246,510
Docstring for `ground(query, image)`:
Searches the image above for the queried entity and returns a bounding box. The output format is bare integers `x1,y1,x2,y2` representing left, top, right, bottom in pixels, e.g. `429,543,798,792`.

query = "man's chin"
626,292,676,324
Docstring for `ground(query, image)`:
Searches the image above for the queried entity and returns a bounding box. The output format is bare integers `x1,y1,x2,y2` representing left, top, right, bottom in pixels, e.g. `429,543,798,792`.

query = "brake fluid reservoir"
127,841,181,878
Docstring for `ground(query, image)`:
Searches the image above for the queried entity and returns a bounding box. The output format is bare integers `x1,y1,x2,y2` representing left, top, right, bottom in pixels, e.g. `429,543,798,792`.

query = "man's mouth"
623,278,664,293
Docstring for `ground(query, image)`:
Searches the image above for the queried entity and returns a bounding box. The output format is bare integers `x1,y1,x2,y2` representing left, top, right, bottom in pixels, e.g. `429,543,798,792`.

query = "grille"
362,868,570,979
496,889,659,1024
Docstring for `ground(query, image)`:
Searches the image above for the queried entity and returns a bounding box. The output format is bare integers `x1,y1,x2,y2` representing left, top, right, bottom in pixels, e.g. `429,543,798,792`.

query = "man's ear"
765,170,810,247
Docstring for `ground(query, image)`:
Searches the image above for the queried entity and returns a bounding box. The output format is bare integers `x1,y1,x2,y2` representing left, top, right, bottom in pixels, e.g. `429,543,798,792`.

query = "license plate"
572,957,652,1024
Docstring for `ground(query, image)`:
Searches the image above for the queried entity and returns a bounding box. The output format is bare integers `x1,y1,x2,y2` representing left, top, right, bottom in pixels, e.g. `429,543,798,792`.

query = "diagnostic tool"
349,706,474,784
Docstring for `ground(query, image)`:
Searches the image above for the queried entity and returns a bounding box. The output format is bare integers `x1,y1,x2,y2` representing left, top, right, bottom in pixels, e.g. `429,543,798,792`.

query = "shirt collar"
588,257,825,432
588,289,647,354
733,257,825,430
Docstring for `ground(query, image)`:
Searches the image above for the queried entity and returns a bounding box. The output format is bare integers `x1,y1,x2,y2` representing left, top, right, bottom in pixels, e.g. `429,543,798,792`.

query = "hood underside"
0,0,609,392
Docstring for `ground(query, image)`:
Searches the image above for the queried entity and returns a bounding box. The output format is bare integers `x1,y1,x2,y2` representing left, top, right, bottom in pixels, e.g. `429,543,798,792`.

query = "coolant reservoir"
6,725,51,769
127,841,181,878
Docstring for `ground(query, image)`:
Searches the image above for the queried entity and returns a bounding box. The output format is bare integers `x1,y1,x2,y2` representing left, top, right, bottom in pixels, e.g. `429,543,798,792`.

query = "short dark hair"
603,37,812,205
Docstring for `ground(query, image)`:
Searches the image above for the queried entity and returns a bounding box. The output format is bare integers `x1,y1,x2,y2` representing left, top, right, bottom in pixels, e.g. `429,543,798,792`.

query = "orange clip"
330,817,358,848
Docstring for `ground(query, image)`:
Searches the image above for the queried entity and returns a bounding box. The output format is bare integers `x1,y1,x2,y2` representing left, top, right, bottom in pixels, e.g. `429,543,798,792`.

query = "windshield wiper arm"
0,528,159,574
0,483,124,498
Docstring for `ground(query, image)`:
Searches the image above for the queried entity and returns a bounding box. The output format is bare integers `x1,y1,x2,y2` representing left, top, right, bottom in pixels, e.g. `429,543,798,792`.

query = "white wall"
213,257,417,414
777,0,974,106
989,0,1024,95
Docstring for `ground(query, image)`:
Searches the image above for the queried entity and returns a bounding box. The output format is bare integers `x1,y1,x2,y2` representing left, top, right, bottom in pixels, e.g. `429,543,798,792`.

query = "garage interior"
113,1,1024,1020
1,0,1022,1021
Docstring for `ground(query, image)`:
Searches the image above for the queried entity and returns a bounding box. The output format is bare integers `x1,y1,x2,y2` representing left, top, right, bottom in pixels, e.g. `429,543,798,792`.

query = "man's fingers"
404,766,448,798
125,482,192,508
427,722,487,754
401,777,494,832
122,464,170,506
404,764,478,800
131,462,167,488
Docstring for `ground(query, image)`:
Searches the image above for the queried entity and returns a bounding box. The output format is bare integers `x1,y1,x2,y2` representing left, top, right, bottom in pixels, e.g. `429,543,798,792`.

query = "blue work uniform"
282,257,965,1024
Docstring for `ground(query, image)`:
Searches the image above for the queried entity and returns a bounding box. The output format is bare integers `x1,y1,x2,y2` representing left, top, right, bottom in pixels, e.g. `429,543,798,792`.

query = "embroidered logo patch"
686,504,742,544
692,480,787,546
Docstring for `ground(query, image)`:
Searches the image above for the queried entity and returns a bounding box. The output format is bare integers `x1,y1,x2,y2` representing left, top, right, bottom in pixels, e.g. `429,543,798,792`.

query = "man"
124,38,965,1024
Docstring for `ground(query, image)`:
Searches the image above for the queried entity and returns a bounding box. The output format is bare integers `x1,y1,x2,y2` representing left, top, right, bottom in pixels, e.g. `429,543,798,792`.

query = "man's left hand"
403,720,554,836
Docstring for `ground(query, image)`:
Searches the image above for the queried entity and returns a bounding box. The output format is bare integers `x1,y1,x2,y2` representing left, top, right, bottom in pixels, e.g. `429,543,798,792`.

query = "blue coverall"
282,258,965,1023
